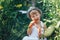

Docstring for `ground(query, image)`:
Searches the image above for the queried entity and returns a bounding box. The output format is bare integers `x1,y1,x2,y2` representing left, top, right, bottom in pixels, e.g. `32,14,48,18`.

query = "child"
22,7,47,40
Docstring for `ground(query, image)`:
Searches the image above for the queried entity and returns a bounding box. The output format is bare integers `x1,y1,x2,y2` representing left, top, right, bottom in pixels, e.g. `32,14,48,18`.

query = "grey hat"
27,7,42,19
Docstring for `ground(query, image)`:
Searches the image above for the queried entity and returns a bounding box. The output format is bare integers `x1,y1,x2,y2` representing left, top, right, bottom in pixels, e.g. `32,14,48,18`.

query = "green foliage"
44,26,55,37
0,0,60,40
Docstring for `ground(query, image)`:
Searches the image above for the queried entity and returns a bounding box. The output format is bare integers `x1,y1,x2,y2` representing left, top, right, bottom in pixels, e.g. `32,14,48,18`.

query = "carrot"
29,21,36,28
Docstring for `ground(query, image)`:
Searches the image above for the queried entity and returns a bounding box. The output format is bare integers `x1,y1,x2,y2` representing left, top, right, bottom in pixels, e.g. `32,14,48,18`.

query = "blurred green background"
0,0,60,40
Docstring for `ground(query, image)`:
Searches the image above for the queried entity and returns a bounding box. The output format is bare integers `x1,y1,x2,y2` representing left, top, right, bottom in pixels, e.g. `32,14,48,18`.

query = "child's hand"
29,21,36,28
38,27,41,38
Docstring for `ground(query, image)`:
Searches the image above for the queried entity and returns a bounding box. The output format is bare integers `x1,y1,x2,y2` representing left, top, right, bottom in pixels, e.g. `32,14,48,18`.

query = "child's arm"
27,21,35,35
27,27,32,35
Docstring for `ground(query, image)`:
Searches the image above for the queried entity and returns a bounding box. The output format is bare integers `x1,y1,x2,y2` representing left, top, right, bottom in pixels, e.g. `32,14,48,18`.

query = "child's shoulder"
40,21,45,27
40,21,44,24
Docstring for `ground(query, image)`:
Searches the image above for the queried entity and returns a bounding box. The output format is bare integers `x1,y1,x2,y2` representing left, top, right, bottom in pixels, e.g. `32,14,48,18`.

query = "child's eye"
36,15,38,16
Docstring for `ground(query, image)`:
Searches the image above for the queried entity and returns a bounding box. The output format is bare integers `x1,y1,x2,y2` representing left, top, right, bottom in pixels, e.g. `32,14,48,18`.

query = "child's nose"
34,16,37,19
33,15,37,19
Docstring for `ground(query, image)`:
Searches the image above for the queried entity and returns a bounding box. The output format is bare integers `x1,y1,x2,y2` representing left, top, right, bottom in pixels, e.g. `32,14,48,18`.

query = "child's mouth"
34,19,39,22
35,18,39,21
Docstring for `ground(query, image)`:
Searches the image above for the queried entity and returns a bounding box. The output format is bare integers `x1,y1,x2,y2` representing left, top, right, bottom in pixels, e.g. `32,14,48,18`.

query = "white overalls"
22,21,47,40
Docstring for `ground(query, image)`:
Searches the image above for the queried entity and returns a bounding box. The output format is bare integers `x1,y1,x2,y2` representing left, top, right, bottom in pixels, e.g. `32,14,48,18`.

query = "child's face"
30,10,41,21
